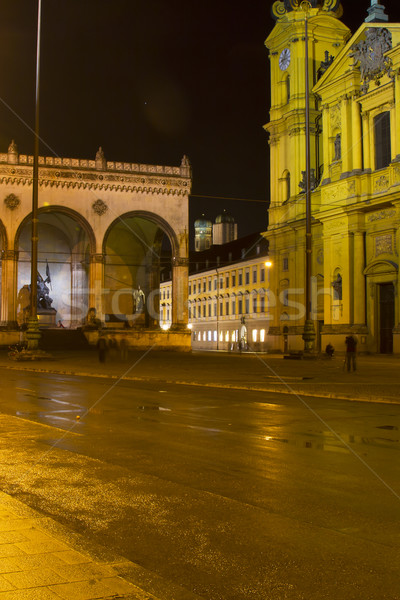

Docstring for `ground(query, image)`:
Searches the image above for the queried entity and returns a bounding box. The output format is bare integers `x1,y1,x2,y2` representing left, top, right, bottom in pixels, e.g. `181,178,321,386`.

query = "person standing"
97,335,108,363
345,335,357,372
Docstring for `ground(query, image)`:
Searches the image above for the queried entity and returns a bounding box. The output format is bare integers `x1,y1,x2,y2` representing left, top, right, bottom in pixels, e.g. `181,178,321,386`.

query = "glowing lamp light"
265,260,272,268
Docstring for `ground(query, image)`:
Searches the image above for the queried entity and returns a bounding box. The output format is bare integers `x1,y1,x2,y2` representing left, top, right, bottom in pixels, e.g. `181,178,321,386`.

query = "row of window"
188,295,266,319
189,265,266,295
193,329,267,343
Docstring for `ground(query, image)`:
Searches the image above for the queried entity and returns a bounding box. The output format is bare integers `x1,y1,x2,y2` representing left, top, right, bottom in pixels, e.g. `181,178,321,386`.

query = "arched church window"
374,111,391,170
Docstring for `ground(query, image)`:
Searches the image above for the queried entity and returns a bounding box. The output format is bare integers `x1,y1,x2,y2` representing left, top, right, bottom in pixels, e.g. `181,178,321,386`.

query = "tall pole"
301,0,316,353
26,0,42,350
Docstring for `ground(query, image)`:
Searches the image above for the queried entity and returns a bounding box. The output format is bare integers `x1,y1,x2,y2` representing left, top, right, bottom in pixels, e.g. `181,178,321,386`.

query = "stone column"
341,95,351,175
89,253,104,321
394,70,400,161
70,262,88,327
171,257,188,329
1,250,18,327
362,112,372,171
321,105,330,184
352,230,366,325
351,97,363,172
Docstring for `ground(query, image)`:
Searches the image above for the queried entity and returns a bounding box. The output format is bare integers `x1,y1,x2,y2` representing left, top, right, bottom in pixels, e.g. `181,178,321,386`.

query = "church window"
188,283,191,295
238,299,243,314
283,257,288,271
220,301,223,317
260,267,265,282
232,273,236,287
203,304,206,317
253,295,258,313
245,269,250,285
374,111,391,170
286,75,290,103
253,267,257,283
226,301,229,315
238,271,243,286
245,297,249,313
260,329,265,343
214,277,217,291
193,282,196,294
208,277,211,291
285,171,290,201
252,329,258,343
226,274,230,287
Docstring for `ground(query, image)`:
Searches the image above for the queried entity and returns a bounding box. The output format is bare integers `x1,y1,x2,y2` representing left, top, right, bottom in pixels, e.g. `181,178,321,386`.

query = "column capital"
2,249,18,261
90,253,105,264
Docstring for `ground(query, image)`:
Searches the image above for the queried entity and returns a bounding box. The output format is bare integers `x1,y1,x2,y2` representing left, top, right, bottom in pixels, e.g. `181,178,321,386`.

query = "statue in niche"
334,134,341,161
331,273,342,301
132,286,145,313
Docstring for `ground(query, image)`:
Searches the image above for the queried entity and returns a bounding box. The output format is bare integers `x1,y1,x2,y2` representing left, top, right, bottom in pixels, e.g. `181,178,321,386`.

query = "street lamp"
25,0,42,352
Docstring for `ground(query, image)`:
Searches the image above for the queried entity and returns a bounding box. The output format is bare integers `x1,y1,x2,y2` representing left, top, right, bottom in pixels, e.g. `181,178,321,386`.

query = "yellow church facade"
264,0,400,354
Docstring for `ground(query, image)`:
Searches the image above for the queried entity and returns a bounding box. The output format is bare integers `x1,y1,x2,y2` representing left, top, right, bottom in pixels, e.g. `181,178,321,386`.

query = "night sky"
0,1,399,242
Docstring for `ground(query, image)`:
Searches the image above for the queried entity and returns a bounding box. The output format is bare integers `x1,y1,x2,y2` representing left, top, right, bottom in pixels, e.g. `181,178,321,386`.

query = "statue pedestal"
37,308,57,329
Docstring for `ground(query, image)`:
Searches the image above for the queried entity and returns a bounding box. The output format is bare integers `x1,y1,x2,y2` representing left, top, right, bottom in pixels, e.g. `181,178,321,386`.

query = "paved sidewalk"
0,491,156,600
1,348,400,404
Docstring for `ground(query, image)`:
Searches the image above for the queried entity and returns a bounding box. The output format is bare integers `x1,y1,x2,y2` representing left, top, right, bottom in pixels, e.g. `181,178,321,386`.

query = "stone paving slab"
0,491,203,600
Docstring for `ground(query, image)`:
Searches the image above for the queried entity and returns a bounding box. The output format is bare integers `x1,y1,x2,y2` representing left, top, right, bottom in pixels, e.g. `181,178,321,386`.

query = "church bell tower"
264,0,351,226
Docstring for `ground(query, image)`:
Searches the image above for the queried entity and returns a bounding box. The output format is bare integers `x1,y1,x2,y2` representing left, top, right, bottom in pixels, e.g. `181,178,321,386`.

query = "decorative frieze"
374,175,390,193
367,209,396,222
375,233,393,256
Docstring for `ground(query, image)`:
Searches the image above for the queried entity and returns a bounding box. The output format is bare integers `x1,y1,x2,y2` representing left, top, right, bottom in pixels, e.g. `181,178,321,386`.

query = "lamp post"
300,0,316,354
25,0,42,351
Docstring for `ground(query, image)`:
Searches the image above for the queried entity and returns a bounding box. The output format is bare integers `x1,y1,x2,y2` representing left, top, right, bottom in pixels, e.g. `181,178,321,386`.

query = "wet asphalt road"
0,367,399,600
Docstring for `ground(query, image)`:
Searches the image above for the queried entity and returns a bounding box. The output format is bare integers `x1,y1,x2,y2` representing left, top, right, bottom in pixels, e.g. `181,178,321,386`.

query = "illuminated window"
252,329,258,342
203,331,206,341
219,331,223,342
260,329,265,342
213,330,217,341
225,330,229,342
208,330,212,341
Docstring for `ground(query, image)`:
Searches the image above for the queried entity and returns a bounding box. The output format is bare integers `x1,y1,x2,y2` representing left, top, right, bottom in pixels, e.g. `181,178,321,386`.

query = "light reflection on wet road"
1,369,400,599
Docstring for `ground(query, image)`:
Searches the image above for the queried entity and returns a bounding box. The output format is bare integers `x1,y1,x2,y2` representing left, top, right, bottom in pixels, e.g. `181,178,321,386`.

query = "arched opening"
103,212,177,328
16,208,94,328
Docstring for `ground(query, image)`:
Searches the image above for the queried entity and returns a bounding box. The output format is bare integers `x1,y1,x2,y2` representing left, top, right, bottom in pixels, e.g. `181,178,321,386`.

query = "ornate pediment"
350,27,393,93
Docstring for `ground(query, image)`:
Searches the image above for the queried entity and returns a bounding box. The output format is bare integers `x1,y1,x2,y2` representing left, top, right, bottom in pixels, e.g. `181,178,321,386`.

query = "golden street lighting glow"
265,260,272,268
187,323,193,329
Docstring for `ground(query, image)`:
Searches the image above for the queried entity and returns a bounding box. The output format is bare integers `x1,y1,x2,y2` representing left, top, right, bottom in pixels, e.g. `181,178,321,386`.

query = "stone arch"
15,205,96,254
364,259,398,276
102,210,183,328
0,220,8,253
102,210,180,258
14,206,95,327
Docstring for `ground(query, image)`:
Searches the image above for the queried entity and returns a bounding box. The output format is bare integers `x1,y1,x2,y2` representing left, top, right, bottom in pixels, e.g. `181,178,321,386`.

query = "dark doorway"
379,282,394,354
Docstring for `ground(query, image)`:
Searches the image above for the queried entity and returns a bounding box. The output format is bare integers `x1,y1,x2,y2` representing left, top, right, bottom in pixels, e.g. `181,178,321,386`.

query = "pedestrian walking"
97,335,108,363
345,335,357,372
108,336,119,361
120,337,128,361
